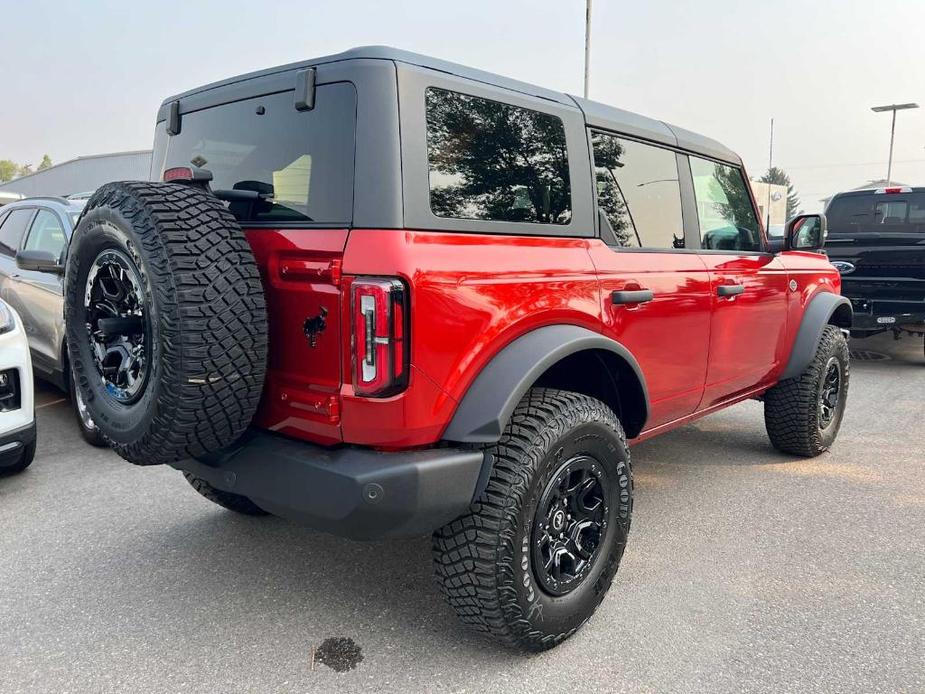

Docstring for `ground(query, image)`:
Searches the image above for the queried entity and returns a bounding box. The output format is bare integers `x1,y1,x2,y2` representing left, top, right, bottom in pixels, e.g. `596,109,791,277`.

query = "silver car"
0,197,104,445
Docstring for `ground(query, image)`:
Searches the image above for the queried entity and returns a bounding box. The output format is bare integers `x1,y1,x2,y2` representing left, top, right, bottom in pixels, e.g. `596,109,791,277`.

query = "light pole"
584,0,592,98
871,102,918,185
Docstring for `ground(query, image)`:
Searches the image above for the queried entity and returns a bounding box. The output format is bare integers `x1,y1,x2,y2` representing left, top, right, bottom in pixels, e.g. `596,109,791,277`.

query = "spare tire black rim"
819,356,841,430
84,249,150,404
532,455,609,597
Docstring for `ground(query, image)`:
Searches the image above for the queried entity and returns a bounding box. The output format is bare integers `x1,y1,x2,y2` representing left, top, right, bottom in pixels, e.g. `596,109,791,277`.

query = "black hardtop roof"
160,45,741,166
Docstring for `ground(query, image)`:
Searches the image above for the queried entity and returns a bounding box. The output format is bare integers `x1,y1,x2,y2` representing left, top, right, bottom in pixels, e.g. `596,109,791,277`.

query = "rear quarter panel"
341,229,601,447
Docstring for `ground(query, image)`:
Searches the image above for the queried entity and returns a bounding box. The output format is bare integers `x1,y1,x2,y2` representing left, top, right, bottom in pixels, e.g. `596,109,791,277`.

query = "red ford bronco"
63,47,851,651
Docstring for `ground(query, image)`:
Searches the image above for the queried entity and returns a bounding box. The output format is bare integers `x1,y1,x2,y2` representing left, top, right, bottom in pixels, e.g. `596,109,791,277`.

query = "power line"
779,158,925,171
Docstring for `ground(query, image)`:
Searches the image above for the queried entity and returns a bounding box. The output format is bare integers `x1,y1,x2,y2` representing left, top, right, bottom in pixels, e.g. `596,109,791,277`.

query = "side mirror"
16,249,65,275
786,213,827,252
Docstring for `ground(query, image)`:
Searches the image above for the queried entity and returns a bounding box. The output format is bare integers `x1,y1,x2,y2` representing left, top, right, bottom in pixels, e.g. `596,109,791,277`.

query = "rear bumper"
173,430,490,540
846,296,925,332
842,280,925,331
0,421,36,468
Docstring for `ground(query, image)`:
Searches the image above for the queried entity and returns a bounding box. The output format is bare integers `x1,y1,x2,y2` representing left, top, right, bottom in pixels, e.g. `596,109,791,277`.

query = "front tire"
1,440,35,475
433,388,632,652
764,325,850,456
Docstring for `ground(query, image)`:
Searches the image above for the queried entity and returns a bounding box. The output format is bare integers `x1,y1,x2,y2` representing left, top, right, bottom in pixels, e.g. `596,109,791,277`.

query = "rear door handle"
611,289,654,305
716,284,745,297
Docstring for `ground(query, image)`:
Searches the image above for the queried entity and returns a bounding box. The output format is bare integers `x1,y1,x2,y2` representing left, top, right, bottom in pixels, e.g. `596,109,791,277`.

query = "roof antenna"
583,0,592,99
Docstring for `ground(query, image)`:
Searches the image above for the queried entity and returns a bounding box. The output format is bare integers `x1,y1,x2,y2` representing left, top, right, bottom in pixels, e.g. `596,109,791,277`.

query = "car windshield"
827,191,925,234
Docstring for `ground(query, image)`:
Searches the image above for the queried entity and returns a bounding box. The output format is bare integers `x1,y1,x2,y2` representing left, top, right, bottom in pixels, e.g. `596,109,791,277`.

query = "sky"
2,0,924,212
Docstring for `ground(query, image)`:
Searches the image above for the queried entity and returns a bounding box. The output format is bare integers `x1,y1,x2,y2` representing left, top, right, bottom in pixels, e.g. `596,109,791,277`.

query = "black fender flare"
442,324,650,443
781,292,852,380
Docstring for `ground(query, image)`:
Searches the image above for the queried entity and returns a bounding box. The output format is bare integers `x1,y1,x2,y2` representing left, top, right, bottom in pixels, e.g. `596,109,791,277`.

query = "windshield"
827,191,925,234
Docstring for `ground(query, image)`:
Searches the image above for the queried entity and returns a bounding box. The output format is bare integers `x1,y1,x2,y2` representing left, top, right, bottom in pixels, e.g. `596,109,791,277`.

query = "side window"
425,88,572,224
0,209,35,257
591,132,684,249
689,157,762,252
23,209,68,260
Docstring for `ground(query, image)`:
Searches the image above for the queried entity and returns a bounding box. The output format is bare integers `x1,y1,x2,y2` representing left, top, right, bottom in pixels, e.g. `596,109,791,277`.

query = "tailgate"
245,228,349,444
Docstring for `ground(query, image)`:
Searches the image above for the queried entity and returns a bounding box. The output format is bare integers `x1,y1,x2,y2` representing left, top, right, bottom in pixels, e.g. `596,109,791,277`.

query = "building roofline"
0,150,152,186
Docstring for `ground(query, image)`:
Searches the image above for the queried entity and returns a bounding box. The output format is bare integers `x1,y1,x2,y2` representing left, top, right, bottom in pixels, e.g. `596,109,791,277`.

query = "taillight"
163,166,193,181
351,278,409,397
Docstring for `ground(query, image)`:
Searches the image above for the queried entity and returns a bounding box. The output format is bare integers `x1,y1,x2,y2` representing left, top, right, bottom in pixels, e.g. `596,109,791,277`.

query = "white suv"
0,299,35,474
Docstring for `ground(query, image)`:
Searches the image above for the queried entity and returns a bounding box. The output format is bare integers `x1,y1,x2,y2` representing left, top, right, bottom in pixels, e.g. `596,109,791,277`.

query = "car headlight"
0,300,15,335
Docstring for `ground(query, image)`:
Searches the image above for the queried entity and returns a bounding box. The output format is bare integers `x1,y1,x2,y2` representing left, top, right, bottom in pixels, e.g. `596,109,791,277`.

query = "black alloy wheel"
84,248,151,405
818,356,842,430
532,455,609,596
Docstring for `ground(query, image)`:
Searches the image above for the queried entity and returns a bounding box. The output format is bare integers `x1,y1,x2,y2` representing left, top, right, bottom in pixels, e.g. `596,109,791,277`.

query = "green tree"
37,154,53,171
759,166,801,219
18,163,33,177
0,160,18,182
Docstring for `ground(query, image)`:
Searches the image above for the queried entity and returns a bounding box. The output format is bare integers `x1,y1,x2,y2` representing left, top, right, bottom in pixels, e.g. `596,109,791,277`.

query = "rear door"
13,208,69,376
588,132,712,428
685,156,790,407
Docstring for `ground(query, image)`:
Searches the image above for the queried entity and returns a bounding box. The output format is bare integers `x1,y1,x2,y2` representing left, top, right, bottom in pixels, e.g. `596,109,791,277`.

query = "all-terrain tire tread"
66,181,267,465
182,472,268,516
432,388,631,652
764,325,849,457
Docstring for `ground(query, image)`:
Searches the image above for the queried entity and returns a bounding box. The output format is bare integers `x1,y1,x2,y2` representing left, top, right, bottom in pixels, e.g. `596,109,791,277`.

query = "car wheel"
764,325,850,457
183,472,269,516
69,367,107,447
433,388,632,652
63,181,268,466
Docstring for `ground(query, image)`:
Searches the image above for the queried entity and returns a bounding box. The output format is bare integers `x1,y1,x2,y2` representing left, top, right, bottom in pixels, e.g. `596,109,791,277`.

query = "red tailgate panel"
245,229,349,445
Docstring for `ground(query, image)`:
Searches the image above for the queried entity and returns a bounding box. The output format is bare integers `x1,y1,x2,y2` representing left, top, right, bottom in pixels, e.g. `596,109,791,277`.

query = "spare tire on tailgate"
64,181,268,465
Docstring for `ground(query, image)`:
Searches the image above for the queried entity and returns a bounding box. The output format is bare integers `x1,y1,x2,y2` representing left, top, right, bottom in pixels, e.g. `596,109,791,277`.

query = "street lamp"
871,102,919,185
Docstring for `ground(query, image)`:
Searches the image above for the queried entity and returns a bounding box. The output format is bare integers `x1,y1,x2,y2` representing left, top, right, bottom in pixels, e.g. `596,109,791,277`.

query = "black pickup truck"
825,186,925,356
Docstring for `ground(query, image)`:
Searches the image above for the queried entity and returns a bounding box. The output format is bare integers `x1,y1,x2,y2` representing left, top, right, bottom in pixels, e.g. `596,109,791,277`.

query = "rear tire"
69,367,106,447
183,472,269,516
433,388,632,652
764,325,850,457
64,181,268,466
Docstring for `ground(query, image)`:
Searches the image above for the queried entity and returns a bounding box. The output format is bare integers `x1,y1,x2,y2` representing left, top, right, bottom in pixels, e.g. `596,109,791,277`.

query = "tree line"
0,155,53,182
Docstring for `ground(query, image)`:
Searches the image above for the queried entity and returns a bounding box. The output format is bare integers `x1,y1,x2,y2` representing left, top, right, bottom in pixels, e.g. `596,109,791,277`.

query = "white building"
0,150,152,199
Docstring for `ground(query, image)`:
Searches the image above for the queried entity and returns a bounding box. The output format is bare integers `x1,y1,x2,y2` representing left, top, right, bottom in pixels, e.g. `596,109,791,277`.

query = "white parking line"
35,398,67,410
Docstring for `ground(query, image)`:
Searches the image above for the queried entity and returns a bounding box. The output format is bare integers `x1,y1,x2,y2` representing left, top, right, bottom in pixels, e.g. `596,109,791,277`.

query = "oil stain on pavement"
314,637,364,672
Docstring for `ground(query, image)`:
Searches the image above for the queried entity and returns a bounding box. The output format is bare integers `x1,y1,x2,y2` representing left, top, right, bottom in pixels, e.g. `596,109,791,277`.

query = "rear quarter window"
425,87,571,225
160,83,357,225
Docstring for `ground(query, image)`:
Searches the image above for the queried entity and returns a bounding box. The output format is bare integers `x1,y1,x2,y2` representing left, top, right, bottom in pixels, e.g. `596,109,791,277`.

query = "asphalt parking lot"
1,333,922,694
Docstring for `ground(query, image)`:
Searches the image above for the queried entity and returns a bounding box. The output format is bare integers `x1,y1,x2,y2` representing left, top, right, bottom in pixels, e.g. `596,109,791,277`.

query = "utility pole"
584,0,592,99
871,103,919,185
766,117,774,231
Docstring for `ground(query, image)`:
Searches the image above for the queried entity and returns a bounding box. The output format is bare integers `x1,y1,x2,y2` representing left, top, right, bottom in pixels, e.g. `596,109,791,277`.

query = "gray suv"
0,197,104,445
